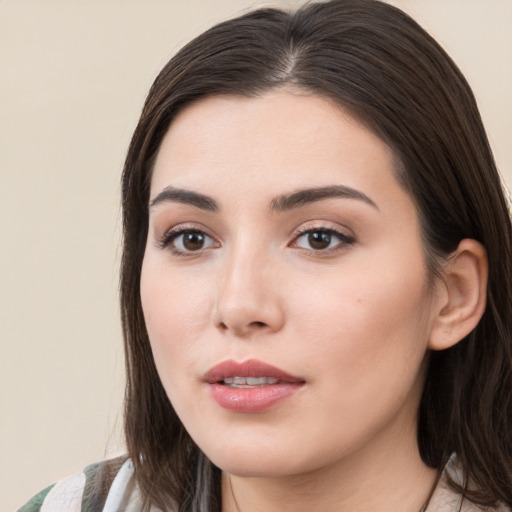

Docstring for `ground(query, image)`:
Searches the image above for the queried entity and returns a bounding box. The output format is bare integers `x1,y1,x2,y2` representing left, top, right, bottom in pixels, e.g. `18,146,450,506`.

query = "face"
141,91,439,478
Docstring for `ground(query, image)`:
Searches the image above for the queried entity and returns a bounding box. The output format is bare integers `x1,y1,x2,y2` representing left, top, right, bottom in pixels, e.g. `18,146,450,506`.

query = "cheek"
140,256,213,384
284,260,432,449
291,254,433,381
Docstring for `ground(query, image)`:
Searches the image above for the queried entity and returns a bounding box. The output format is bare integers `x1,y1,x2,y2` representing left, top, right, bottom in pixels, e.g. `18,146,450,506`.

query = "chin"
197,436,323,479
211,455,299,478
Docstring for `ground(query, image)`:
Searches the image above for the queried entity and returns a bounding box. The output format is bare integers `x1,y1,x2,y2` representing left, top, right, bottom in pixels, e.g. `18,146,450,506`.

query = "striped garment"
17,456,510,512
16,459,161,512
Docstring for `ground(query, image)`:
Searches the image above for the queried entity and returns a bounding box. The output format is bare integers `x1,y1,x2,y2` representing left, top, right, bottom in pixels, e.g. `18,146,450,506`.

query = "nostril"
250,321,267,328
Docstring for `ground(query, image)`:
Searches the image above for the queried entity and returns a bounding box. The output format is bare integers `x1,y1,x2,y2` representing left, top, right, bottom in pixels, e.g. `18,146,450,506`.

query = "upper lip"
203,359,305,384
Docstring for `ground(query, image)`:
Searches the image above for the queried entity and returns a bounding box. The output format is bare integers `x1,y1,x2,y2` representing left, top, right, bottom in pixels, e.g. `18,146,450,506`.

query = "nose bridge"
214,236,283,335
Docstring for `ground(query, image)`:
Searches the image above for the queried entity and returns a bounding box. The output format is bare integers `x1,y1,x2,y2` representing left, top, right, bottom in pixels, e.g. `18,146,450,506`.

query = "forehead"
150,91,404,211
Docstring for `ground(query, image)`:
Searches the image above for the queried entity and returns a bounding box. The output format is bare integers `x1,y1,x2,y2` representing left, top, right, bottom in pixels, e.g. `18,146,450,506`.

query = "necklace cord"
229,475,242,512
227,469,442,512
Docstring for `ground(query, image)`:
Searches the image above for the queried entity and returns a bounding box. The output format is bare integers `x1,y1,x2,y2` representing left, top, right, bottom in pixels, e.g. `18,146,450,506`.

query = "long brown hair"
120,1,512,510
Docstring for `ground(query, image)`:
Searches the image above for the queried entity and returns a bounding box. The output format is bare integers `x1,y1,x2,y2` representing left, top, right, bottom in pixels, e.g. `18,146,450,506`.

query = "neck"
221,427,437,512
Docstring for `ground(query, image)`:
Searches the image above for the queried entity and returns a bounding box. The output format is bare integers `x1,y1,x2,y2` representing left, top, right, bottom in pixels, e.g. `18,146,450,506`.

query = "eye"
161,228,218,255
292,227,355,252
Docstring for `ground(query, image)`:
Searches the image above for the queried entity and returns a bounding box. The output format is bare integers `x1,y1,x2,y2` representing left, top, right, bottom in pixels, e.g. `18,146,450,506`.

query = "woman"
19,0,512,511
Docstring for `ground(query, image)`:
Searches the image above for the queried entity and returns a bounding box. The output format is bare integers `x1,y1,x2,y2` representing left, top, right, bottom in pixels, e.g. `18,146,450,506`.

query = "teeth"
223,376,280,388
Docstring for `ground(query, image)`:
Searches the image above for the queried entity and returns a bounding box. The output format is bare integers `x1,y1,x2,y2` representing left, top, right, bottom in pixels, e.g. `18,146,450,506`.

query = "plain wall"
1,1,510,510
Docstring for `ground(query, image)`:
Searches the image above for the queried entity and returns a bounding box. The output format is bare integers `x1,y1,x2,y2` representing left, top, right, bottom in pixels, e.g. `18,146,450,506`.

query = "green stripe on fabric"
17,483,56,512
81,461,107,512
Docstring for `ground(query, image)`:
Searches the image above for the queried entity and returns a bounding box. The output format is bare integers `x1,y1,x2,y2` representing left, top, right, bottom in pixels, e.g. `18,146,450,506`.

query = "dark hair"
120,0,512,510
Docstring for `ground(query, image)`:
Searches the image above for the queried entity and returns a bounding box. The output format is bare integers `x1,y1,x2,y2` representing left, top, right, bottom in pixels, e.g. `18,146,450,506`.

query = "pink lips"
203,359,305,413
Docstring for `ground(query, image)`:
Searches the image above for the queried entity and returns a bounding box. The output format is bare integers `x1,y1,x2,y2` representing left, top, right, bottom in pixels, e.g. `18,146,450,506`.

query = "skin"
141,91,453,511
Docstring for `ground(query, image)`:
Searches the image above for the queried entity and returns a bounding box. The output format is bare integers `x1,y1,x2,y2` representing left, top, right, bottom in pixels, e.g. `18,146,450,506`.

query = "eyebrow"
149,186,219,211
149,184,377,213
270,185,378,211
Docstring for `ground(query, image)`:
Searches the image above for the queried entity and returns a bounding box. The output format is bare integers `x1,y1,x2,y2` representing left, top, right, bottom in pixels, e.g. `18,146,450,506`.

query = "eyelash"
158,225,355,256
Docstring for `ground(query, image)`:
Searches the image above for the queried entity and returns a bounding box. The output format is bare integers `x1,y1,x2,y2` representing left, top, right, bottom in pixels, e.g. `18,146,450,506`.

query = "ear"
428,239,488,351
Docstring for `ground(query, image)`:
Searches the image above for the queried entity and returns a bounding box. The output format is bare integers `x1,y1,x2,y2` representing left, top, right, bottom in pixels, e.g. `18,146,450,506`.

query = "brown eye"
164,229,217,254
308,231,332,250
293,227,355,252
182,231,206,251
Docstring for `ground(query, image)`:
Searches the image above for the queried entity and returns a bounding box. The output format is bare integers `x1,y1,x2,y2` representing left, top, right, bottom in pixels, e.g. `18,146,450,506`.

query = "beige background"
1,1,510,510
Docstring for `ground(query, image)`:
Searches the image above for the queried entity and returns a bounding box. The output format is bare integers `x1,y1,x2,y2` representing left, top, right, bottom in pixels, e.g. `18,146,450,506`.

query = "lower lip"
208,382,303,413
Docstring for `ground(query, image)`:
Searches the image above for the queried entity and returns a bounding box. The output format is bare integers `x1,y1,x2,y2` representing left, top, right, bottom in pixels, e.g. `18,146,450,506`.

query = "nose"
214,248,285,337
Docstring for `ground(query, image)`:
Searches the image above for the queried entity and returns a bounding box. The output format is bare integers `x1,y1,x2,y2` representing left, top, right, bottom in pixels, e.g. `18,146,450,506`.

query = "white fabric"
40,471,86,512
426,457,509,512
102,459,135,512
102,459,161,512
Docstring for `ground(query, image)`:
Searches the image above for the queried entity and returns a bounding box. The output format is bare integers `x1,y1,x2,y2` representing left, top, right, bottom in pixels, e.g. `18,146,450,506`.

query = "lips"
203,359,305,413
203,359,304,384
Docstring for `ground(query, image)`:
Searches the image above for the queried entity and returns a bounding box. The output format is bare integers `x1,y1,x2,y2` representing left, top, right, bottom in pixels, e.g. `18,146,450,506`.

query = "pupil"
183,232,205,251
308,231,331,250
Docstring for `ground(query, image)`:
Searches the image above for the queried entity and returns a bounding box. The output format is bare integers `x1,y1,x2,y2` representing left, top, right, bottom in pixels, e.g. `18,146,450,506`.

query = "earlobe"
428,239,488,351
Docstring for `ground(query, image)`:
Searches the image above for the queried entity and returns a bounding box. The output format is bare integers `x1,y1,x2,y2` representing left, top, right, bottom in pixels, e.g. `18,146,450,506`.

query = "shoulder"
16,457,139,512
427,457,511,512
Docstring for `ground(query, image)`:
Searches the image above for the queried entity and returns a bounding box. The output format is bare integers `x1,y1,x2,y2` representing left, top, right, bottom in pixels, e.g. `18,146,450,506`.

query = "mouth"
222,376,280,388
203,359,304,386
203,359,305,413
